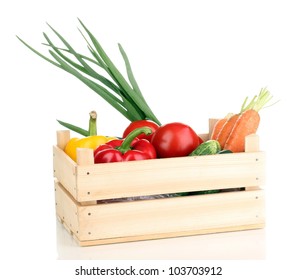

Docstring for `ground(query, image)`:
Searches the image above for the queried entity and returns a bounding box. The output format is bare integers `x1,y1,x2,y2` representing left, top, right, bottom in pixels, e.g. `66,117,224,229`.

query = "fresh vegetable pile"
61,85,275,164
17,20,276,164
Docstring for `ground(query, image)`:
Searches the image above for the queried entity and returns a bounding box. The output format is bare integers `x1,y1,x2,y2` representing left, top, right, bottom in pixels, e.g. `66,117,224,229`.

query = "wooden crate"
53,119,265,246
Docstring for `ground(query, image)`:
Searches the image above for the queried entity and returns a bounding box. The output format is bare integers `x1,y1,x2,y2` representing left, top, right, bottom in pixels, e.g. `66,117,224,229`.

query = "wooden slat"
77,189,264,242
55,181,79,237
53,145,77,199
77,224,265,246
76,151,265,201
245,134,261,191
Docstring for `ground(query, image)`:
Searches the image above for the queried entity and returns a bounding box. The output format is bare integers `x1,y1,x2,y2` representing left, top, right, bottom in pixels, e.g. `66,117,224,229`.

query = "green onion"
17,19,161,135
56,120,89,137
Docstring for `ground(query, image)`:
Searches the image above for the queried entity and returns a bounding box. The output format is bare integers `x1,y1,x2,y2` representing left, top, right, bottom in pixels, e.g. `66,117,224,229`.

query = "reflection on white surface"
56,220,265,260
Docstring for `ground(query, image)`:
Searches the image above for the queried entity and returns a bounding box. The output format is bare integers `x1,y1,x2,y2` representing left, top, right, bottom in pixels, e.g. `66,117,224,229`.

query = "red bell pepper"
94,127,157,163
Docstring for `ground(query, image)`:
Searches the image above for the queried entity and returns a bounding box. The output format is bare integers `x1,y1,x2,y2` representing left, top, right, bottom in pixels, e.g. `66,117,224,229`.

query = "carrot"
224,109,260,152
216,93,259,149
210,113,233,140
224,88,275,152
216,114,240,148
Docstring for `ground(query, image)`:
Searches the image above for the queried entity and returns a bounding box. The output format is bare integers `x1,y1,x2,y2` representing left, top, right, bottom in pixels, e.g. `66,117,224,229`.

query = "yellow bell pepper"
63,111,116,162
65,135,116,162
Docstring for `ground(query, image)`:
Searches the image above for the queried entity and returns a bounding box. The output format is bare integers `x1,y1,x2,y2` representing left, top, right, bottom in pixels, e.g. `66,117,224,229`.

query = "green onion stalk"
17,19,161,136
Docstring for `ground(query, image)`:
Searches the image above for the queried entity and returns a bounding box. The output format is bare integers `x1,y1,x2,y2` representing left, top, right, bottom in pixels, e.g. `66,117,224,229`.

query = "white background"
1,0,295,278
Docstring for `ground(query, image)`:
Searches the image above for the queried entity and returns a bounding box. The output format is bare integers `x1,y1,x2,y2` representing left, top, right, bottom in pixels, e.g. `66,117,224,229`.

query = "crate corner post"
56,130,70,150
245,134,260,153
76,148,94,166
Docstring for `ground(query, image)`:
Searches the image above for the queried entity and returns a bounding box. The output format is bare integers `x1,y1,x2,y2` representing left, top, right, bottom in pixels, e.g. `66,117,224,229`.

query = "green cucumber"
189,140,221,156
218,149,233,154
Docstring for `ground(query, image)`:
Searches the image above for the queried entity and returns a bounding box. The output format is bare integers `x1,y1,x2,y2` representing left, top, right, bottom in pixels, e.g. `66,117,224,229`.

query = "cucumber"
189,140,221,156
218,149,233,154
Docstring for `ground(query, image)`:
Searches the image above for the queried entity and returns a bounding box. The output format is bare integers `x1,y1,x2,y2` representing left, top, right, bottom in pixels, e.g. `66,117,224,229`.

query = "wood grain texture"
55,182,264,246
55,180,79,237
77,224,265,246
53,145,77,199
53,143,265,201
75,151,265,201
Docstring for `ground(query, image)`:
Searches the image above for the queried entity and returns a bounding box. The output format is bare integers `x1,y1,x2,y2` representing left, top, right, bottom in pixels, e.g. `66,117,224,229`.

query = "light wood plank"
245,134,261,190
77,189,264,241
76,151,266,201
53,145,77,199
55,181,79,237
77,224,265,246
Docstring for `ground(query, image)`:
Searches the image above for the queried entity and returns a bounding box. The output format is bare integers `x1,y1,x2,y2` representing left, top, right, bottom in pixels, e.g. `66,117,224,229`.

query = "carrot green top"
240,87,277,113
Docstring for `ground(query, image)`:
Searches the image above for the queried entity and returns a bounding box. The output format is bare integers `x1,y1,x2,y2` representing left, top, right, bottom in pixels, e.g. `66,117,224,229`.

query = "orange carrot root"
210,113,233,140
224,109,260,152
211,119,227,140
216,114,240,149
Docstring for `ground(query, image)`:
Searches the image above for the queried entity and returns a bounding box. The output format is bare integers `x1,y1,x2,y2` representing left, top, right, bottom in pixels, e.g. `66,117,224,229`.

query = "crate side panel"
53,145,77,199
76,152,265,201
78,224,264,246
77,189,264,241
55,181,79,237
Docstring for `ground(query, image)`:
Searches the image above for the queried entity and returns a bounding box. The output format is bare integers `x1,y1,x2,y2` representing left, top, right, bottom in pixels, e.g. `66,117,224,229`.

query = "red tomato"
151,122,203,158
123,120,159,141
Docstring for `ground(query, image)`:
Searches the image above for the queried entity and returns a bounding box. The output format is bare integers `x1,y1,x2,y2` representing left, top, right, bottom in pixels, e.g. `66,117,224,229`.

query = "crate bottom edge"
57,217,265,247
